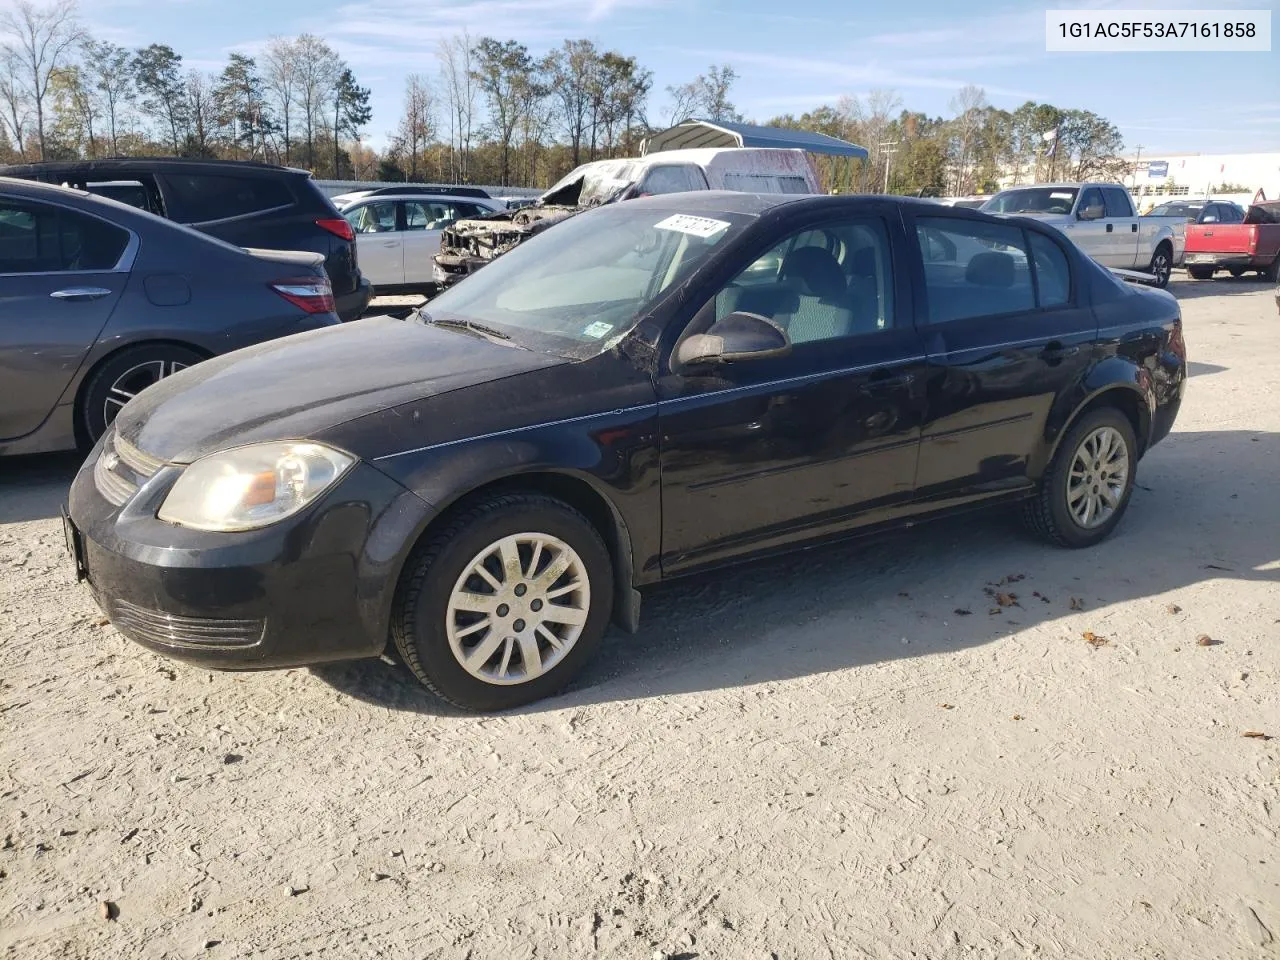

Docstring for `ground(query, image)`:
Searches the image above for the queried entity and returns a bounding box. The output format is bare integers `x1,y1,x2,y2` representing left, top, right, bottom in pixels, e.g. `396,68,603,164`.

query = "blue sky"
80,0,1280,156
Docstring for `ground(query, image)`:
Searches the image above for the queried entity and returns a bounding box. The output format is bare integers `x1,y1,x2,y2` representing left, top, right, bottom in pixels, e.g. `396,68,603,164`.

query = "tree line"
1,0,1128,194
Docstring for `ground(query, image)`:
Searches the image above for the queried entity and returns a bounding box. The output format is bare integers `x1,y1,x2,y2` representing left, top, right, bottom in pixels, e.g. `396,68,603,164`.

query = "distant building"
1122,152,1280,205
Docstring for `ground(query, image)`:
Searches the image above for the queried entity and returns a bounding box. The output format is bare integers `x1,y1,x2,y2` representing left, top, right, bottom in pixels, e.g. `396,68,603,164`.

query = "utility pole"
879,140,898,194
1131,144,1144,189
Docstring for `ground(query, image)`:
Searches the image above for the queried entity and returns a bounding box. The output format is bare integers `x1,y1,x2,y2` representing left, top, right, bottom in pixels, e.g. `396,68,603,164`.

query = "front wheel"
392,493,614,711
1148,244,1172,288
1021,408,1137,548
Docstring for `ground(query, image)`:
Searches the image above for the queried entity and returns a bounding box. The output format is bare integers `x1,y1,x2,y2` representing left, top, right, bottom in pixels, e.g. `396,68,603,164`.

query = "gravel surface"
2,274,1277,959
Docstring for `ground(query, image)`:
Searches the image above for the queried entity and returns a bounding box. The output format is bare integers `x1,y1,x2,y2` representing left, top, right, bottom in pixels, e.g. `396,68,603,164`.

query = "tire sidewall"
80,344,205,446
1045,409,1137,548
1150,245,1171,288
402,498,614,711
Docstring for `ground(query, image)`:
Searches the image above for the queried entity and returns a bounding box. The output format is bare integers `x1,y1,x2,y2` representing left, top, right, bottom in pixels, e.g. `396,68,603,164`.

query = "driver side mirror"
676,312,791,368
1078,203,1105,221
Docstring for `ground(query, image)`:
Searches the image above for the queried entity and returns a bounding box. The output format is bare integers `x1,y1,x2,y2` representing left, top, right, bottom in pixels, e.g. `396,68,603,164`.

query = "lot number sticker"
582,321,614,339
654,214,731,238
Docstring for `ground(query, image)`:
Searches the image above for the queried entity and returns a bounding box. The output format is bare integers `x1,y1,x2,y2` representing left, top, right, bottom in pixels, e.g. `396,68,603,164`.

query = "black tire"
391,493,614,711
1264,257,1280,283
1148,243,1172,288
1186,265,1214,281
1228,267,1246,278
79,344,206,446
1021,407,1138,549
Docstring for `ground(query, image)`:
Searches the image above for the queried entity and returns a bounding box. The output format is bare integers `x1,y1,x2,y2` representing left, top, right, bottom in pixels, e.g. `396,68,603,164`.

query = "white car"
339,193,506,294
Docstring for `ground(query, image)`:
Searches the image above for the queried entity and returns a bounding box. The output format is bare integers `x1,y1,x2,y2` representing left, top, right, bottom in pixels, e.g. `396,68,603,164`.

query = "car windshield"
983,188,1079,215
422,203,750,357
1147,203,1201,218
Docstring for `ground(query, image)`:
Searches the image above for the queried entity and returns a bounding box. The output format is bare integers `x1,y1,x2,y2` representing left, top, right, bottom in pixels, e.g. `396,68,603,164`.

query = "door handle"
861,372,915,393
382,241,400,247
1105,223,1114,233
1041,342,1080,361
50,287,112,301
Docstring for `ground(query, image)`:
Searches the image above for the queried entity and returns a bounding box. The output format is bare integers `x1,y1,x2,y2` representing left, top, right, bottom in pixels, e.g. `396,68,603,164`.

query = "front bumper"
67,448,432,670
335,277,374,322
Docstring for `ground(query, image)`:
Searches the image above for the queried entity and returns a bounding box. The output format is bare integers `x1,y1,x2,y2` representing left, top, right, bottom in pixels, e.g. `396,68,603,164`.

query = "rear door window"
0,200,130,273
163,174,294,223
914,216,1034,323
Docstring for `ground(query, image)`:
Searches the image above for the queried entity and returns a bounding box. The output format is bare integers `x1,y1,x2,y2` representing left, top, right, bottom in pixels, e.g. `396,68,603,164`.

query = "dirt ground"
2,275,1277,960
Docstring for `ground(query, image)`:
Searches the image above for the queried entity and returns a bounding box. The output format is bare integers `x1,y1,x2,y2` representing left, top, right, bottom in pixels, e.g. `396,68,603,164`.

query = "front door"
1064,185,1111,264
657,212,926,574
0,197,130,440
908,213,1095,501
345,201,402,287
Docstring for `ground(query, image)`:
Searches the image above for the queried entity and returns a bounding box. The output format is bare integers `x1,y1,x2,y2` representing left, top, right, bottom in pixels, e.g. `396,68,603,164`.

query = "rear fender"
1029,358,1151,479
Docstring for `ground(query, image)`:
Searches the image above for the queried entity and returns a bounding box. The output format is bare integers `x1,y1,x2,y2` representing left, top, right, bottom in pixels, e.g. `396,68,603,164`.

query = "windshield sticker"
582,321,613,339
1050,192,1074,200
654,214,731,239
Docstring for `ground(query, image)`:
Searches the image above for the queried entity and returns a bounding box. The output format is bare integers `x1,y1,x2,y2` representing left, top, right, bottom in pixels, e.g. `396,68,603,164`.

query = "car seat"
777,246,854,343
845,245,885,333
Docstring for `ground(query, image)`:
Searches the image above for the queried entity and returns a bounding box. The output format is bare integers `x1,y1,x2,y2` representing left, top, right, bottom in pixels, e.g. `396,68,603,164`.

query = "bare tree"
947,84,987,195
0,50,31,156
0,0,84,159
394,73,436,180
546,39,596,166
185,70,219,156
664,64,739,127
437,32,476,182
82,39,133,155
262,36,298,163
293,33,337,169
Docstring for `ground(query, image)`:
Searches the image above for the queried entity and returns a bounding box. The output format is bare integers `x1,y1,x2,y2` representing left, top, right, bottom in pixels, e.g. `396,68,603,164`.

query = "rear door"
343,200,402,286
0,197,131,439
401,200,490,285
1102,186,1139,267
908,213,1094,500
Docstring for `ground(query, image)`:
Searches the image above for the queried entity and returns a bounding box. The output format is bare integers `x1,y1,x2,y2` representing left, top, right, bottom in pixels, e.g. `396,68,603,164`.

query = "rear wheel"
1186,265,1214,280
1264,257,1280,283
392,493,614,711
79,344,205,446
1021,407,1137,549
1148,244,1172,288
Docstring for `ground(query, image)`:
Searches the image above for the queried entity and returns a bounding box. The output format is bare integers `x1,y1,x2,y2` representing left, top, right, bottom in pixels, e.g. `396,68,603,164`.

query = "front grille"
93,449,136,506
109,599,265,650
93,431,165,506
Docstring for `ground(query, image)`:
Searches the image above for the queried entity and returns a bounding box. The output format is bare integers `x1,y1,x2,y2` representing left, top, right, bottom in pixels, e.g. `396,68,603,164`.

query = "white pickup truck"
981,182,1185,288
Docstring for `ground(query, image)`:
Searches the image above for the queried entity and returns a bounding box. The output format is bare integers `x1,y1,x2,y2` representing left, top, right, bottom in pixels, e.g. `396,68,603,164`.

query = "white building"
1123,152,1280,208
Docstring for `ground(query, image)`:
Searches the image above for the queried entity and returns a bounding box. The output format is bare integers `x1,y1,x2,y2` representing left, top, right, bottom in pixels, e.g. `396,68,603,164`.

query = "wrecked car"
432,147,822,289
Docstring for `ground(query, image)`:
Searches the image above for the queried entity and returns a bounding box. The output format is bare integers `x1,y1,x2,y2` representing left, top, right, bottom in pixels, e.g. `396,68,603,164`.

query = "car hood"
114,316,569,464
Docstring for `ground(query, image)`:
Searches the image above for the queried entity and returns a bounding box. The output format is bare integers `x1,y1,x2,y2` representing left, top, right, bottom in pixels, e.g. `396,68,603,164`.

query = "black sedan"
67,192,1186,710
1,178,340,456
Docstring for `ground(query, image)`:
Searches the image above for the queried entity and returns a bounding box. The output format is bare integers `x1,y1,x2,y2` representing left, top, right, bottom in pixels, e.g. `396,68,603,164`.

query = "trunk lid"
243,247,327,273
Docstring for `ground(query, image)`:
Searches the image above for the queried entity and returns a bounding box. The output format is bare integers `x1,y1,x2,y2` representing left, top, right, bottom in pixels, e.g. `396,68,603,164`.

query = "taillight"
316,218,355,241
271,277,335,315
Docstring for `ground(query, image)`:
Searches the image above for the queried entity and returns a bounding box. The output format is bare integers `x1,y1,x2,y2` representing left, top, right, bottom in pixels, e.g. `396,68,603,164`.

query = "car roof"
342,193,501,205
0,157,311,178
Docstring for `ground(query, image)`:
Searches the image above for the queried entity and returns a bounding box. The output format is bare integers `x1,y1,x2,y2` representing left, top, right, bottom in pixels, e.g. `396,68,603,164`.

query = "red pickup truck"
1183,201,1280,281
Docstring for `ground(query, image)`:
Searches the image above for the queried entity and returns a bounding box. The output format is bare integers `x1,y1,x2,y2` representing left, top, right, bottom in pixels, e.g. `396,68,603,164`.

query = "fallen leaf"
1166,604,1182,615
995,592,1018,607
92,617,109,627
1006,573,1026,583
1083,631,1108,648
1070,597,1084,610
98,901,117,922
940,704,954,710
1196,634,1219,647
982,586,996,597
1012,714,1024,721
988,608,1001,616
954,608,972,616
1242,731,1271,740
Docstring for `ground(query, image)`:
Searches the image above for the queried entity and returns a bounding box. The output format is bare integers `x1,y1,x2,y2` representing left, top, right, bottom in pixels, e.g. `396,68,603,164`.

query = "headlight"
157,442,355,532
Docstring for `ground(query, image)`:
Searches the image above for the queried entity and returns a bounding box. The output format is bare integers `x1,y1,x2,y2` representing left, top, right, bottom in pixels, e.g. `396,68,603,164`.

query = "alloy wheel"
1151,250,1171,286
445,533,591,686
104,359,189,426
1066,426,1130,529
